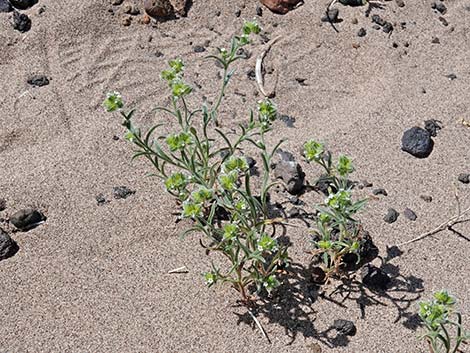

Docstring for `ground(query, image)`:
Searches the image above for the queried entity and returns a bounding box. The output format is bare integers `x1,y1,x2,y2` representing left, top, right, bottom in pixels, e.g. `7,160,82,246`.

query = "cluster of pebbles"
109,0,189,26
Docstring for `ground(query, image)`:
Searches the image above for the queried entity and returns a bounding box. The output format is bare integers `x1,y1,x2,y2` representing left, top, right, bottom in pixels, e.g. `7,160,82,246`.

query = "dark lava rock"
10,0,37,10
424,119,442,137
112,186,135,199
357,27,366,37
193,45,205,53
256,5,262,16
438,16,449,26
333,319,357,336
234,9,241,17
384,208,399,223
401,127,433,158
432,1,447,14
395,0,405,7
373,188,388,196
0,228,18,261
247,69,256,80
420,195,433,202
279,115,296,127
12,11,31,32
295,77,307,86
431,37,440,44
0,0,12,12
273,160,305,195
382,22,393,33
10,208,45,230
0,198,6,211
321,8,339,23
27,75,50,87
371,14,386,26
458,173,470,184
361,264,390,290
403,208,417,221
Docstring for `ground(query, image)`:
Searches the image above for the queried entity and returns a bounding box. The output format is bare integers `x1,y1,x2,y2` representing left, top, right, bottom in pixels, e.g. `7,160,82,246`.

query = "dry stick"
168,266,189,274
247,309,271,344
398,191,470,247
255,36,282,98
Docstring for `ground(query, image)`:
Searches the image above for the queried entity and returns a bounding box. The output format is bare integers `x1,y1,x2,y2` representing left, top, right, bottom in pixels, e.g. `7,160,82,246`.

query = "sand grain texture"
1,1,469,352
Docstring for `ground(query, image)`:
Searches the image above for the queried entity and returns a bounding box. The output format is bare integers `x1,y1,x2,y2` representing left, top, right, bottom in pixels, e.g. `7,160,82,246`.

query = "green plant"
303,140,367,277
418,290,469,353
104,21,288,303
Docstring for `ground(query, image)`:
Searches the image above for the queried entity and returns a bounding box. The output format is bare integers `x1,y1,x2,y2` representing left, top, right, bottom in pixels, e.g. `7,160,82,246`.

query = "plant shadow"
234,245,424,347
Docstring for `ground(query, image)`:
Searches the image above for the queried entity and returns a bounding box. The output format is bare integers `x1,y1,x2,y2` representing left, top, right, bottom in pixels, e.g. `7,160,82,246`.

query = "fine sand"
1,0,469,352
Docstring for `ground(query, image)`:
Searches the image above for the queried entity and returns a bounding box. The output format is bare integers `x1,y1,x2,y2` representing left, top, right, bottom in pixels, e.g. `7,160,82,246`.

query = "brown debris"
260,0,303,14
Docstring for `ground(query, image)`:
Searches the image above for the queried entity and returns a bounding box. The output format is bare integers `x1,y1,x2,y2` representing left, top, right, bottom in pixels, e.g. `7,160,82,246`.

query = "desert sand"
0,0,469,352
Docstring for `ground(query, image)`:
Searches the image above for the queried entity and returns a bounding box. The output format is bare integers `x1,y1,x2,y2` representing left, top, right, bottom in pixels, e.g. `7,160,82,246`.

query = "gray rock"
403,208,417,221
0,198,6,211
384,208,399,223
333,319,356,336
0,0,12,12
401,127,433,158
273,160,305,195
10,208,45,230
0,228,18,261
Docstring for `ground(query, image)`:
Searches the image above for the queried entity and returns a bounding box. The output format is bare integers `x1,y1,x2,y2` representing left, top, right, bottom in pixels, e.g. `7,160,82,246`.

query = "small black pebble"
112,186,135,199
431,37,440,44
247,69,256,80
279,115,296,128
392,42,398,48
193,45,205,53
371,14,386,26
256,5,262,16
333,319,357,336
401,127,433,158
357,28,367,37
420,195,433,202
458,173,470,184
424,119,442,137
234,9,241,17
12,10,31,32
438,16,449,26
403,208,417,221
0,199,6,211
27,75,49,87
373,188,388,196
382,22,393,33
446,73,457,80
395,0,405,7
295,77,307,85
96,194,107,205
384,208,399,223
10,208,46,230
433,1,447,14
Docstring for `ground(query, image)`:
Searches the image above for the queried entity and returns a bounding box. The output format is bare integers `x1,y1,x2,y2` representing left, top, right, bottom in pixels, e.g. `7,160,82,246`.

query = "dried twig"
168,266,189,274
398,190,470,247
248,309,271,343
255,36,282,98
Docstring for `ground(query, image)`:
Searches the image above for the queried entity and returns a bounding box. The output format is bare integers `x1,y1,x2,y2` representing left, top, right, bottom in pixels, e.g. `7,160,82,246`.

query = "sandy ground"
1,0,469,352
